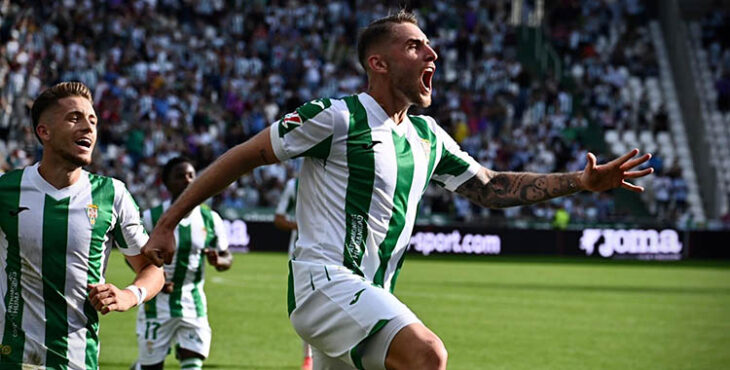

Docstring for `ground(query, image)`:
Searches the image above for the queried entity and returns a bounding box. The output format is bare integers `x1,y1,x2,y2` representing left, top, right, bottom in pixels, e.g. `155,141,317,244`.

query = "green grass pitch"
99,251,730,369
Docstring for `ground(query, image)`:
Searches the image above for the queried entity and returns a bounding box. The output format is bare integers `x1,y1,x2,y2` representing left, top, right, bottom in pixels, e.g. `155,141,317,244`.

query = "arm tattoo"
456,171,581,208
258,149,274,164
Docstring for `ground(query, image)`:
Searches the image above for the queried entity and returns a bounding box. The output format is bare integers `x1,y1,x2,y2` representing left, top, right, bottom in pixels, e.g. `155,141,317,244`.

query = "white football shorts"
288,260,421,369
136,316,212,365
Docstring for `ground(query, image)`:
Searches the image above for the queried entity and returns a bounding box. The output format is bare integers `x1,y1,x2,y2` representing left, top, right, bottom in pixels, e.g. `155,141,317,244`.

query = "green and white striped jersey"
269,92,480,292
275,178,299,256
139,200,228,320
0,163,147,369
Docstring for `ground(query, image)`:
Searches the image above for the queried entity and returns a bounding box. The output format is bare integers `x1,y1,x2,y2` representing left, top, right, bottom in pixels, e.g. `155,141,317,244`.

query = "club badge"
86,204,99,225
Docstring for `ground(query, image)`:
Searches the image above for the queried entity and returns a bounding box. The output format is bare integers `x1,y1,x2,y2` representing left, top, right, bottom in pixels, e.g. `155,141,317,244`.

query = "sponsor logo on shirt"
7,272,21,336
8,206,28,217
361,141,382,150
278,111,302,137
348,214,365,254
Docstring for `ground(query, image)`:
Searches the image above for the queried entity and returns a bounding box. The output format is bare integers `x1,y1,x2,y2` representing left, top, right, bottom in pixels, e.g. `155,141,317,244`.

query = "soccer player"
142,11,653,370
274,176,312,370
134,157,232,370
0,81,164,368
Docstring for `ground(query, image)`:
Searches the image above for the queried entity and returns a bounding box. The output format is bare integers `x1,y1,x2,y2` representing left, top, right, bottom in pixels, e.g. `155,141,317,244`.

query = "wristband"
125,285,147,307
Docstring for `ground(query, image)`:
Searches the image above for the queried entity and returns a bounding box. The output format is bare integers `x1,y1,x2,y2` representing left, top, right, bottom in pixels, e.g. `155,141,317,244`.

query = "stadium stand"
0,0,710,228
688,9,730,219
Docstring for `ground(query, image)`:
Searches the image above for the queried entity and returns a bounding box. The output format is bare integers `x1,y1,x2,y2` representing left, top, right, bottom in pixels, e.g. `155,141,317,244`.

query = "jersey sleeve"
431,123,482,191
275,179,296,216
111,180,148,256
269,99,336,161
140,209,153,234
212,211,229,252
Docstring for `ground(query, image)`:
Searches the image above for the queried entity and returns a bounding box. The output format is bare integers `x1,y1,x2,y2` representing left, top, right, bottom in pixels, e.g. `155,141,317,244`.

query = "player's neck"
38,154,83,189
367,85,410,124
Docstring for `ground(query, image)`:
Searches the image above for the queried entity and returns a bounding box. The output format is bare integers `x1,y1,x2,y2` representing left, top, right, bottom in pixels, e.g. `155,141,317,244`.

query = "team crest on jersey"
278,111,302,137
421,138,431,159
86,204,99,225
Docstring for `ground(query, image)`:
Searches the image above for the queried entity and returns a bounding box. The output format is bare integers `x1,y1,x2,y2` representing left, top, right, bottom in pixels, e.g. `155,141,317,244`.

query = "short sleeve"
112,180,148,256
431,124,482,191
140,209,153,234
269,99,336,161
212,211,229,252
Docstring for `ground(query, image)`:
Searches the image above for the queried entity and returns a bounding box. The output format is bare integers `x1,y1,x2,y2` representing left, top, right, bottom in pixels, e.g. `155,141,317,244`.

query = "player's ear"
36,122,51,144
367,54,388,74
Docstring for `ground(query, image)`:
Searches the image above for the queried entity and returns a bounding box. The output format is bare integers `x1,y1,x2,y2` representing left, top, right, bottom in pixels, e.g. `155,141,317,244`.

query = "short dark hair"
162,156,194,184
31,81,93,142
357,10,419,71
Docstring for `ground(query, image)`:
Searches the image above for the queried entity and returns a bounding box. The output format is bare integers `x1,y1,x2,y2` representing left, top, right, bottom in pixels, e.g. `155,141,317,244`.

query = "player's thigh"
353,314,422,370
311,347,355,370
174,317,212,359
136,318,178,365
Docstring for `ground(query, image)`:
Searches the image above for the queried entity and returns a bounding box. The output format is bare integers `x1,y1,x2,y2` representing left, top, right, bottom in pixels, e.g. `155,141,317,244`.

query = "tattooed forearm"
259,149,274,165
456,170,582,208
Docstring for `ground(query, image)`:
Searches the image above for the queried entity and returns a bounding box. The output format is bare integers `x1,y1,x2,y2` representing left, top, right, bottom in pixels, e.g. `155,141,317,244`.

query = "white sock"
303,341,312,357
180,357,203,369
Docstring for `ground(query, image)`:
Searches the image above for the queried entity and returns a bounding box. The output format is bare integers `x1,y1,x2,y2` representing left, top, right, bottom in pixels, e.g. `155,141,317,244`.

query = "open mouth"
75,138,92,149
421,67,435,94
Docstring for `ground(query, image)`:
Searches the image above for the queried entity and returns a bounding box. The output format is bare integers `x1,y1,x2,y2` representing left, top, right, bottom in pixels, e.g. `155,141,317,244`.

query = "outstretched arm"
456,149,653,208
143,127,279,265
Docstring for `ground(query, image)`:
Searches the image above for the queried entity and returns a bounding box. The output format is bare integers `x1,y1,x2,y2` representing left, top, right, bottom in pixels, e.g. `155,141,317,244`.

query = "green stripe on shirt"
169,225,192,317
434,142,471,176
0,169,25,368
195,206,217,317
342,95,374,276
373,132,414,287
409,116,439,190
143,204,164,319
42,194,70,369
389,116,439,292
85,175,115,369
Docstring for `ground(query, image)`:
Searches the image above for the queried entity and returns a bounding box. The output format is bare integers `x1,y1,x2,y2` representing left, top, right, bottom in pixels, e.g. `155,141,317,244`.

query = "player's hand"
142,226,176,266
580,149,654,193
88,283,137,315
204,248,219,266
162,281,174,294
205,249,233,271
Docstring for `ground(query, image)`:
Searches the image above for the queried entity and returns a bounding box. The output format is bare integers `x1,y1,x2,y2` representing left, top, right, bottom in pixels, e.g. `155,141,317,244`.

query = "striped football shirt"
270,92,481,292
0,163,147,369
139,201,228,320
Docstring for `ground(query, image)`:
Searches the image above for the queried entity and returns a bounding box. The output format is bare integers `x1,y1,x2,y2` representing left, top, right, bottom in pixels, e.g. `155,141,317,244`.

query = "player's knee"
414,335,448,370
387,328,448,370
177,347,205,360
140,363,164,370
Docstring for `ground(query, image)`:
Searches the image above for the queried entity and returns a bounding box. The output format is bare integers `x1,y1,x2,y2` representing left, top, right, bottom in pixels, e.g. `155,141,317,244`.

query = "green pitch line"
100,251,730,369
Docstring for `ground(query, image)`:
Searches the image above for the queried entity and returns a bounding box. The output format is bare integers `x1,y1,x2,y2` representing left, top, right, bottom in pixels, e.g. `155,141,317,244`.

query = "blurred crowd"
699,8,730,113
0,0,684,226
